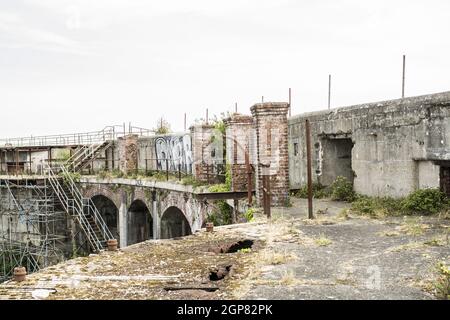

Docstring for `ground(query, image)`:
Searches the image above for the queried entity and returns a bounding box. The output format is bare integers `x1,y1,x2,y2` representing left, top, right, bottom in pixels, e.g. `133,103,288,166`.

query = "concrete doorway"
127,200,153,245
160,206,192,239
321,137,354,186
91,195,120,243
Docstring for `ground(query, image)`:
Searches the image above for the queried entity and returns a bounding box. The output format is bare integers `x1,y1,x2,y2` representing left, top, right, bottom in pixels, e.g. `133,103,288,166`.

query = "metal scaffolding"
0,178,66,282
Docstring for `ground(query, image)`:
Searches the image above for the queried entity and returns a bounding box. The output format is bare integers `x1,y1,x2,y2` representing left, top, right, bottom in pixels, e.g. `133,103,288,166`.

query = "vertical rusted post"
184,113,187,131
266,175,271,218
206,108,209,125
306,119,314,219
328,75,331,110
289,88,292,117
402,54,406,98
15,149,19,175
166,158,169,181
178,163,181,181
245,148,252,205
235,102,238,113
28,149,32,174
232,199,238,224
145,158,148,174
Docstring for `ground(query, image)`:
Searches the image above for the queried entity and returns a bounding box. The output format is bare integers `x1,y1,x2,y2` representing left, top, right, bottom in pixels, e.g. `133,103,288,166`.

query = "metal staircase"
66,140,112,172
43,163,113,252
42,126,117,252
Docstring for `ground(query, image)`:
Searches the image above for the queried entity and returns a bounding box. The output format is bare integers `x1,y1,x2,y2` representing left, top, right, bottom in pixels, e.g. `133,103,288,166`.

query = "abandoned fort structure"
1,90,450,281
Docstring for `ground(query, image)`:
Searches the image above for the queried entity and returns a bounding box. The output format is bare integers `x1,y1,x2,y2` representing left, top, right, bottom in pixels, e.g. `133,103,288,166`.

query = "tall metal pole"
402,55,406,98
306,119,314,219
206,108,209,124
289,88,292,117
184,113,187,131
235,102,238,113
262,96,264,103
328,74,331,110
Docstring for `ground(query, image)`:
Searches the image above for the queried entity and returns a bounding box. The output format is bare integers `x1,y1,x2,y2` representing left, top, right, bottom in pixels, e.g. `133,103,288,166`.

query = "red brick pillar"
224,114,254,191
118,134,138,175
251,103,290,207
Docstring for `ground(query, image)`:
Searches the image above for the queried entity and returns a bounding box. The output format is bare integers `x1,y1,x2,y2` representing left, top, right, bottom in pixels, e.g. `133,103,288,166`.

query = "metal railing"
0,124,155,148
43,162,113,252
67,141,112,172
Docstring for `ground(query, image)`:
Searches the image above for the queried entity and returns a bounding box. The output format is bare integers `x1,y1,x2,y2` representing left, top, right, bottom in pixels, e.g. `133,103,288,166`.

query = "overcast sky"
1,0,449,137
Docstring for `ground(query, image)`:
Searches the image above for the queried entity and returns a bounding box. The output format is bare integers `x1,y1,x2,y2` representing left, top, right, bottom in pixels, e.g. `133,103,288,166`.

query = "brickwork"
251,103,290,206
224,114,254,191
118,134,138,174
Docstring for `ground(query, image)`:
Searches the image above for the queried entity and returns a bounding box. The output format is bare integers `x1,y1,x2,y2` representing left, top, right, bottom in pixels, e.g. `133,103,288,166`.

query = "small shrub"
351,196,376,215
330,176,356,202
401,188,447,215
294,183,330,199
244,208,256,222
314,233,332,246
208,183,230,193
435,262,450,300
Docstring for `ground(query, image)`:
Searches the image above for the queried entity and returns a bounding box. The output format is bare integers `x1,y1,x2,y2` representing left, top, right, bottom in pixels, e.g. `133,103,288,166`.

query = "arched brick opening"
91,195,120,242
127,200,153,245
160,206,192,239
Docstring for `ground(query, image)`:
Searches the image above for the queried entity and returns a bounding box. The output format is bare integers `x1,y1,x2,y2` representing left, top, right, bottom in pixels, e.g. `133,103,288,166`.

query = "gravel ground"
1,197,448,300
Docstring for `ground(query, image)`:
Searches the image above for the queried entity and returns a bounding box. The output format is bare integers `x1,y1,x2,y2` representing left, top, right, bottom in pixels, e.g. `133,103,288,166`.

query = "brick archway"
82,185,121,210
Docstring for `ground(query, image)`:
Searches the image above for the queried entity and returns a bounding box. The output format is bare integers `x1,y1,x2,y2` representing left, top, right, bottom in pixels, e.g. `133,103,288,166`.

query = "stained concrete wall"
288,91,450,198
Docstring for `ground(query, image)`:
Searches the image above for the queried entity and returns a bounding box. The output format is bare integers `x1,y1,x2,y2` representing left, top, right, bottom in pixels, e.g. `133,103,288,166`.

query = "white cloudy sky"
1,0,450,137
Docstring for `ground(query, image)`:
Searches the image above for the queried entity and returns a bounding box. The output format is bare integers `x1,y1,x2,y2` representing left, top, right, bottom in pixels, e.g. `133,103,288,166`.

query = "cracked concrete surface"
0,198,448,300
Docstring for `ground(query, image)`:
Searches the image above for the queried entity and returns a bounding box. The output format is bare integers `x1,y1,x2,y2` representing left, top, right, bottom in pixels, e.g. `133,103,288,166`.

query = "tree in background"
154,117,171,134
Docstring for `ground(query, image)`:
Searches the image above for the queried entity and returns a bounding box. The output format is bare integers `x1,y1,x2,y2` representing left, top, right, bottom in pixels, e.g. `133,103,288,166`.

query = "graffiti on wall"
155,135,193,173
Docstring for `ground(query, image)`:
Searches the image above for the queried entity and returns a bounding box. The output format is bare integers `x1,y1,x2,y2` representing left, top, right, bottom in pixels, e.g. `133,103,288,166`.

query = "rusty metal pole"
166,158,169,181
206,108,209,125
306,119,314,219
235,102,238,113
178,163,181,181
184,113,187,131
233,199,238,224
289,88,291,117
245,149,252,205
402,54,406,98
266,175,271,219
328,75,331,110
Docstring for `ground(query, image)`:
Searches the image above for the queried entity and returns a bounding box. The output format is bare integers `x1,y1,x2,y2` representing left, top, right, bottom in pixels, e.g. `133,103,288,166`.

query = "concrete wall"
288,91,450,198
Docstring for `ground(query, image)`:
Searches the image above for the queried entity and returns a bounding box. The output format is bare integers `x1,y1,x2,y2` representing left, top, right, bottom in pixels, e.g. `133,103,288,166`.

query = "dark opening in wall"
321,138,354,186
160,206,192,239
91,195,119,243
440,165,450,197
293,143,299,156
127,200,153,245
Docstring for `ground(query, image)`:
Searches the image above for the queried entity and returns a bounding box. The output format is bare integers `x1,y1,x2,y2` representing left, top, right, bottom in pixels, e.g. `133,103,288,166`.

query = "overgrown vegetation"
59,171,81,184
351,188,450,217
435,262,450,300
153,117,171,134
293,175,450,217
207,183,233,225
402,188,447,215
330,176,356,202
244,208,256,222
292,183,330,199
